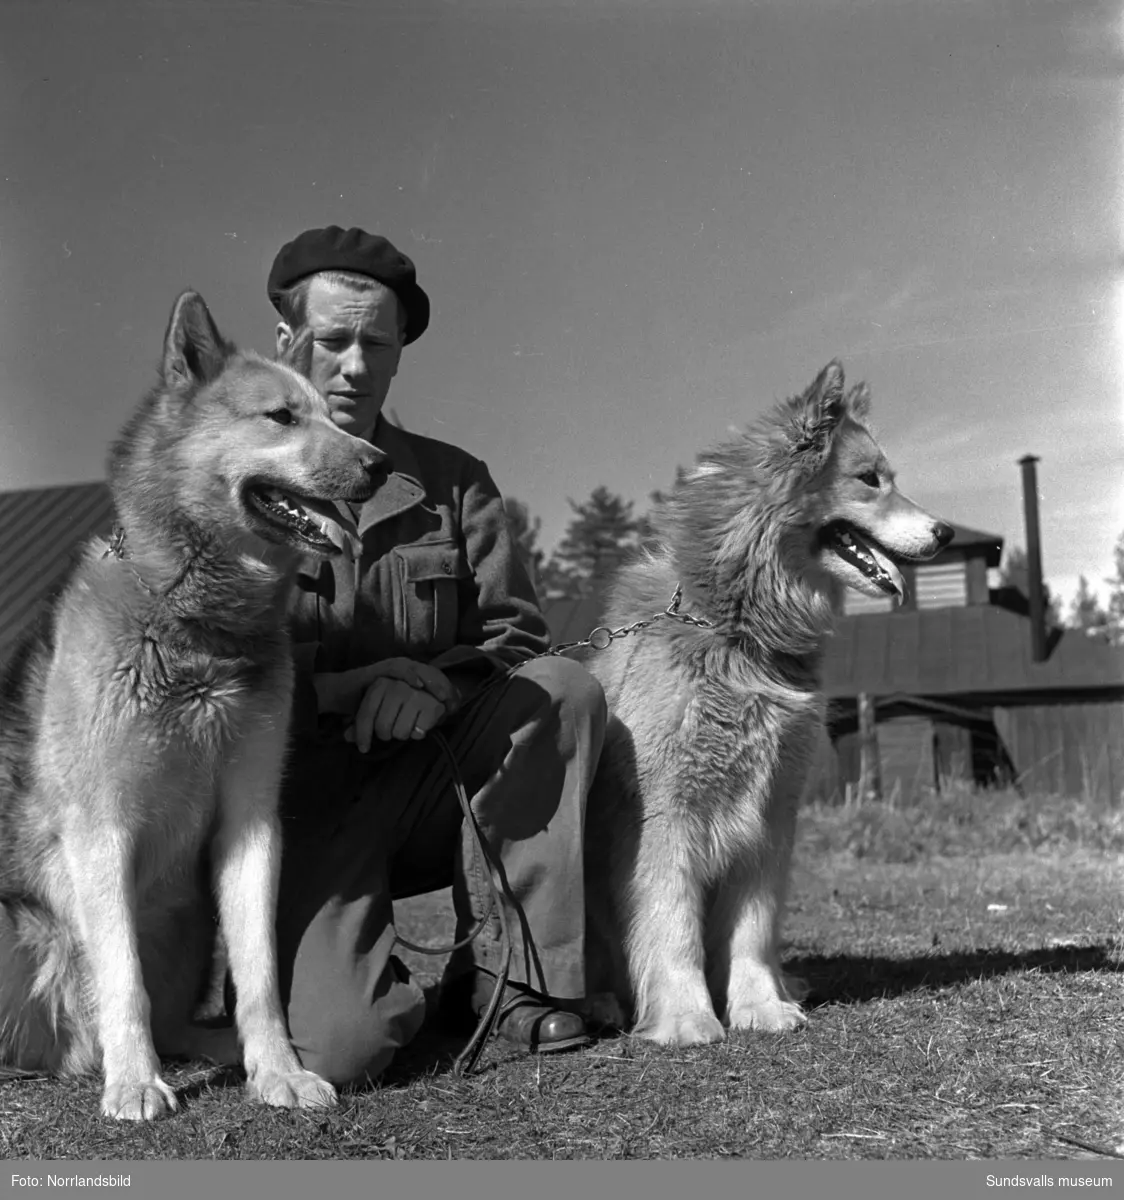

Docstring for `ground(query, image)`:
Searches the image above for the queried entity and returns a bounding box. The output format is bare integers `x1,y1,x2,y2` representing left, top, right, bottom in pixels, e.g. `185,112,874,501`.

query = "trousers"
275,655,606,1085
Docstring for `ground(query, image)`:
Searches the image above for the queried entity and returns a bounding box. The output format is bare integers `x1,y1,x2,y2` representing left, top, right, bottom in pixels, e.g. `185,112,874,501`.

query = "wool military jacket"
288,416,550,741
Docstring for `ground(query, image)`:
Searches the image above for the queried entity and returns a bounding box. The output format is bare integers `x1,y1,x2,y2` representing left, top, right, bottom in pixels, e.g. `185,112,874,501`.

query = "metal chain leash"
446,582,717,719
396,582,717,1070
519,581,716,663
103,523,196,600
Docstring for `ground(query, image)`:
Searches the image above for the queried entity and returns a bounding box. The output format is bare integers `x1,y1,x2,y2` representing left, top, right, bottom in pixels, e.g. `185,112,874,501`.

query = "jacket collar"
355,416,427,533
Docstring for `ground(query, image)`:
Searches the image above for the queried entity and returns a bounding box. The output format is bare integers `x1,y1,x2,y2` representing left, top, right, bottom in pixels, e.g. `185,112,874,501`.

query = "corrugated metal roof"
541,596,1124,699
0,482,115,655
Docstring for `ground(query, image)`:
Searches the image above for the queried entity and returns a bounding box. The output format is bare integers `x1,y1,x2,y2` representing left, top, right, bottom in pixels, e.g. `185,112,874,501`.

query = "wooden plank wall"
807,697,1124,806
914,562,967,610
876,716,936,802
803,724,844,805
804,717,938,805
993,699,1124,803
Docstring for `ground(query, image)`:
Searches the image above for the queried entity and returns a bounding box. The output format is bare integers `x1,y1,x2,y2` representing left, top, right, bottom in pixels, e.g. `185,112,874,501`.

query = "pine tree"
541,486,642,600
638,465,688,548
1068,574,1111,643
503,496,546,601
1104,529,1124,647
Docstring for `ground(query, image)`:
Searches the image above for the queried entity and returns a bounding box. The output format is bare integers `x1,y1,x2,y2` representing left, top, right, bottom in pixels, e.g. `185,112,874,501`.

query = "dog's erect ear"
761,360,860,475
163,290,234,392
802,360,846,426
277,325,315,379
845,382,871,420
785,359,848,460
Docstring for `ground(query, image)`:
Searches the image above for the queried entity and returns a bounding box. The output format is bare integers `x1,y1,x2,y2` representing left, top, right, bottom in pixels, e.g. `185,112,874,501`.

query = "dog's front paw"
635,1009,726,1046
101,1076,179,1121
249,1068,338,1110
727,997,806,1033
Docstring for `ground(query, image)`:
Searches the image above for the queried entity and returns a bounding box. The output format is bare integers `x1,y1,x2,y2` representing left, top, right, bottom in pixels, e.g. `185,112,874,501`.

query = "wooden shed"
818,603,1124,803
542,520,1124,806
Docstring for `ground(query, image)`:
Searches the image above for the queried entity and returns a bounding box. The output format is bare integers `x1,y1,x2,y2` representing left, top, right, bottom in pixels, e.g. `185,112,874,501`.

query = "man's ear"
277,325,315,377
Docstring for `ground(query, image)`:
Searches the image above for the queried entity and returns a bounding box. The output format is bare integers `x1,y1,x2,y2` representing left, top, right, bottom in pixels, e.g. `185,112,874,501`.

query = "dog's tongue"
864,539,906,602
299,497,362,559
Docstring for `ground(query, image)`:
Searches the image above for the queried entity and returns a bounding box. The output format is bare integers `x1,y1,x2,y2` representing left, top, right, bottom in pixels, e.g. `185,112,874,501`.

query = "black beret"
267,226,430,345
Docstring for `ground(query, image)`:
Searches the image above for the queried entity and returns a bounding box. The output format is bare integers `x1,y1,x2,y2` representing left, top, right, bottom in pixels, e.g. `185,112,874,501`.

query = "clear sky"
2,0,1121,608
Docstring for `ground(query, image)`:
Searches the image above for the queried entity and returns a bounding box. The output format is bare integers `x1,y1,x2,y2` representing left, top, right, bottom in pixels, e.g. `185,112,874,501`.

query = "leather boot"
439,973,590,1054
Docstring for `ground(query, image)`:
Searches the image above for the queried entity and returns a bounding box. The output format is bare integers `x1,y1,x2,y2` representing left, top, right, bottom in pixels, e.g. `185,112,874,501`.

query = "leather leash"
393,728,513,1076
390,585,715,1074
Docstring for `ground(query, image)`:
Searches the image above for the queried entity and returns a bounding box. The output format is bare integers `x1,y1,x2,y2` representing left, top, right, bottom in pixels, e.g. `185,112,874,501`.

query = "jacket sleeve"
429,455,551,691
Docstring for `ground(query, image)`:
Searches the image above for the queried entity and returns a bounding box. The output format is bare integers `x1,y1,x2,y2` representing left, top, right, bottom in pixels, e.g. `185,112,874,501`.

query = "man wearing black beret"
265,226,605,1085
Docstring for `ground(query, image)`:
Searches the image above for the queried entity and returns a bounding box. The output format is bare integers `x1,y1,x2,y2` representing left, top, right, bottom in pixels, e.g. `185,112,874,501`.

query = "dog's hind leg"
708,880,805,1032
214,712,336,1109
707,795,805,1034
142,889,241,1067
163,1021,241,1066
624,811,725,1046
581,905,631,1032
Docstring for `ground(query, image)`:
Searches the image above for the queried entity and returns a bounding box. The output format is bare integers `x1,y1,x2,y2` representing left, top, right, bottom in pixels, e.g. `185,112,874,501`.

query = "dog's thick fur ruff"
583,361,951,1045
0,291,383,1119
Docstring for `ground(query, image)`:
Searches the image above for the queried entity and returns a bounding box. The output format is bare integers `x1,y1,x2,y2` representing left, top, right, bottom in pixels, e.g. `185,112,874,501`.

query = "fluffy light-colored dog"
584,361,952,1045
0,291,382,1119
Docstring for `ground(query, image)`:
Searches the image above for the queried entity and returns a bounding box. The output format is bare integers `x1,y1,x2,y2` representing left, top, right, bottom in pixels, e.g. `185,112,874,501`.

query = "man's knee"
516,655,607,731
289,955,426,1087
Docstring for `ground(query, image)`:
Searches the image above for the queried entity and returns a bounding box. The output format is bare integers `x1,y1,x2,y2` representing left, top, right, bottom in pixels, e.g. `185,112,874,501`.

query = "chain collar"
102,523,194,599
541,582,716,658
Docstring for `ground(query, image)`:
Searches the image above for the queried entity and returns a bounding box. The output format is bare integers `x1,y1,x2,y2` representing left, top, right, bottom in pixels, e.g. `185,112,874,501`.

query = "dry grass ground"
2,787,1122,1161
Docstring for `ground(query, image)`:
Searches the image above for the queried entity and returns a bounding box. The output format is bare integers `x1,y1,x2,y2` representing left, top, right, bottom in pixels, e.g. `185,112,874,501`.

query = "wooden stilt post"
858,692,882,804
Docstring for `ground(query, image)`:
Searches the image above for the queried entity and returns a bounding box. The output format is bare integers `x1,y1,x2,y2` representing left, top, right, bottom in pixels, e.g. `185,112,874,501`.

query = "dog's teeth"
254,486,337,545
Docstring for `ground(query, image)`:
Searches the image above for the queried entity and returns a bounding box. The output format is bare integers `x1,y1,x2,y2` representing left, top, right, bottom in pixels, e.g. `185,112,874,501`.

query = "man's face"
277,275,404,441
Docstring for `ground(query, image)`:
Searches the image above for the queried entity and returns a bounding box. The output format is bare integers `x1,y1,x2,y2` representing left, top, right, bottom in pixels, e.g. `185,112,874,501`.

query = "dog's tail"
0,898,96,1075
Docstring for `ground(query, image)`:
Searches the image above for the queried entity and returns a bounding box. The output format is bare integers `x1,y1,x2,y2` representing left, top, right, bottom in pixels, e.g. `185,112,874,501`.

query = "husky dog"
584,361,952,1045
0,291,384,1119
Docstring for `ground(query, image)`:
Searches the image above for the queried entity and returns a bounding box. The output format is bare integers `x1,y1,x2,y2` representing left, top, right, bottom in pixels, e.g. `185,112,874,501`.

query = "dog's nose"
362,448,390,477
933,521,955,548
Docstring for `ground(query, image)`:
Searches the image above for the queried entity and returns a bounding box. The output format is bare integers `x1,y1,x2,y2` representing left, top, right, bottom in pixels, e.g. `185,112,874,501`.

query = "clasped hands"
313,659,458,753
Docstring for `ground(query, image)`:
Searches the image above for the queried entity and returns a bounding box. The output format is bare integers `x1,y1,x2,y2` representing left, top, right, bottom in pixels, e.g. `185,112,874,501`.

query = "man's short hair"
276,270,409,342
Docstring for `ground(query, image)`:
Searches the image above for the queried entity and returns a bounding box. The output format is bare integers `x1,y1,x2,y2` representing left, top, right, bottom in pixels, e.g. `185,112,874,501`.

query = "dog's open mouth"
245,486,361,556
820,521,906,599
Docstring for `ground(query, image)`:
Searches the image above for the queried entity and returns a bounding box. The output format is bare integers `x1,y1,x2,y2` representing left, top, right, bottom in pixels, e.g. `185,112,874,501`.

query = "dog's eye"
858,470,880,488
266,409,294,426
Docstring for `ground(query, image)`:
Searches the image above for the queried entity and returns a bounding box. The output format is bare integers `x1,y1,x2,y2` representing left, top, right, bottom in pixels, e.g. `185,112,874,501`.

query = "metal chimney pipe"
1018,454,1048,663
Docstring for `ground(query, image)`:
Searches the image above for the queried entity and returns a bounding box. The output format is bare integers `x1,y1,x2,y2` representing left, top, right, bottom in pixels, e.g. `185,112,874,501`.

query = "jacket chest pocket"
392,541,471,653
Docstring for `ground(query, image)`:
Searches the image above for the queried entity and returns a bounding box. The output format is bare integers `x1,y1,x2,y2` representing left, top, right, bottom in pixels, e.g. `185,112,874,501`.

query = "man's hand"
313,659,459,752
